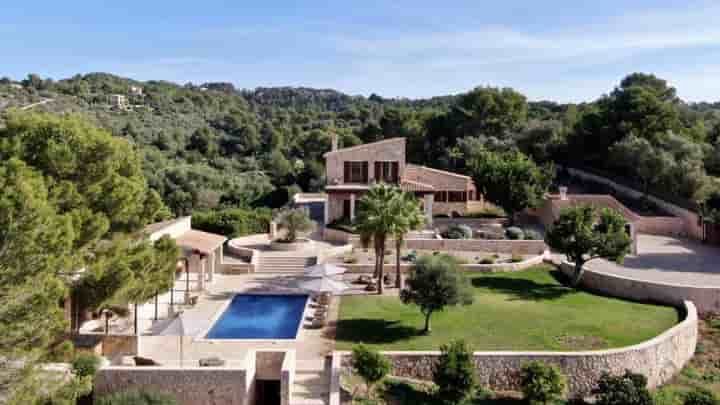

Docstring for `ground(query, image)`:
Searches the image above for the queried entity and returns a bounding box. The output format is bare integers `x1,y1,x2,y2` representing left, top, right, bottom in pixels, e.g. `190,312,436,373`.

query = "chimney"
331,133,338,151
559,186,568,201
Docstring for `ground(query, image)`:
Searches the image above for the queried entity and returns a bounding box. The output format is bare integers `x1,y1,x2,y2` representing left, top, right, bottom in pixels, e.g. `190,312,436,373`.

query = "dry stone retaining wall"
366,238,545,255
335,301,697,398
559,262,720,313
95,366,249,405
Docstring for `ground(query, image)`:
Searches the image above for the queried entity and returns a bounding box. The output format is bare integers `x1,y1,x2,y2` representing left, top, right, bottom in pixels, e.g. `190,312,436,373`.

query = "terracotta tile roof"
549,194,642,222
401,179,435,192
323,137,405,157
175,229,227,254
404,164,472,180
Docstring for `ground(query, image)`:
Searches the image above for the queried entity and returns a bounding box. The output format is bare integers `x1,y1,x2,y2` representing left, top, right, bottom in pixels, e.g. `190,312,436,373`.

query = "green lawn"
336,265,680,351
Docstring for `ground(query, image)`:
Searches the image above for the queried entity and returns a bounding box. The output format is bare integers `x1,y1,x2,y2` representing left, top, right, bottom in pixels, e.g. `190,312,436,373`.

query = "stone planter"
269,237,315,251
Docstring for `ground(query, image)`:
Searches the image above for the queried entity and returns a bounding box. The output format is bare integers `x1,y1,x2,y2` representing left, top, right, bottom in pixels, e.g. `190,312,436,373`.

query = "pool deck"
140,273,339,368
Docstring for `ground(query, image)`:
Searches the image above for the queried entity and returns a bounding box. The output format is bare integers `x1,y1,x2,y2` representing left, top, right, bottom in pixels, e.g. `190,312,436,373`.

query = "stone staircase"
292,359,330,405
257,255,317,274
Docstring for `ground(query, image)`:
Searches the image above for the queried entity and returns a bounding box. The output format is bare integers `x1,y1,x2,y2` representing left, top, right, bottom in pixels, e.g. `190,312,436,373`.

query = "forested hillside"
1,72,719,216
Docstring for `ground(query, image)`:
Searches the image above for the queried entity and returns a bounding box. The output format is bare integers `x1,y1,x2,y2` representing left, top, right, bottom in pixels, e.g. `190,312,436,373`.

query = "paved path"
586,234,720,286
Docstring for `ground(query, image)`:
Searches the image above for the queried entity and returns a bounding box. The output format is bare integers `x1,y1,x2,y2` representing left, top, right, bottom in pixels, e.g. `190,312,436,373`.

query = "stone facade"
95,367,249,405
323,137,481,223
335,301,697,399
95,349,296,405
324,138,406,185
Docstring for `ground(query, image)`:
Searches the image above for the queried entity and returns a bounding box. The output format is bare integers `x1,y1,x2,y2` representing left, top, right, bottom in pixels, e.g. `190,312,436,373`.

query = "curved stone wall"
335,301,697,398
559,262,720,313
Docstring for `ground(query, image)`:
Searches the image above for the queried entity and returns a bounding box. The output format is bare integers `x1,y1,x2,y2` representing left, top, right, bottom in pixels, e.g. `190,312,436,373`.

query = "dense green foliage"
352,344,391,398
595,370,653,405
433,340,477,405
0,112,178,403
190,207,271,238
684,388,719,405
3,71,720,215
520,361,567,405
465,148,554,223
545,205,631,286
71,353,101,378
442,223,473,240
95,390,178,405
399,254,474,334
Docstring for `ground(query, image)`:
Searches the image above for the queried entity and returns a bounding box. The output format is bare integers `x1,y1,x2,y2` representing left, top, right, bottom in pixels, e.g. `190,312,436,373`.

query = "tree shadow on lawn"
335,319,419,344
470,270,577,301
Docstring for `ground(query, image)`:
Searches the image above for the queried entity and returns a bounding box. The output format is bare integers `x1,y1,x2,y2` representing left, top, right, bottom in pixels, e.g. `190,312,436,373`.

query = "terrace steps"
292,360,330,405
257,255,317,274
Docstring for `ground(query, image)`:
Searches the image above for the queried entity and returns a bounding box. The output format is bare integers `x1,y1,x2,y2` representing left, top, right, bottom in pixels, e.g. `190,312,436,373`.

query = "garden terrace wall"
334,301,697,399
338,253,546,274
94,366,249,405
559,261,720,313
322,227,353,243
433,217,507,231
348,237,546,255
565,167,702,239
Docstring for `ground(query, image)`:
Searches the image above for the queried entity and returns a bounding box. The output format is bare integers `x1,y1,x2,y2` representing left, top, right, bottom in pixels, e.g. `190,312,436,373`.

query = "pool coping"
193,292,311,343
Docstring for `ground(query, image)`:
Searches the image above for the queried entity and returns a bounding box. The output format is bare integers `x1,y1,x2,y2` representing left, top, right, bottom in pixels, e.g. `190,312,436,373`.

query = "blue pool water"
206,294,308,339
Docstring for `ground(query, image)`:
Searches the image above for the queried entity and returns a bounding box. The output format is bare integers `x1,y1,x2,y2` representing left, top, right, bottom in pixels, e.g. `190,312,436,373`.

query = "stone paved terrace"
585,234,720,286
140,273,339,369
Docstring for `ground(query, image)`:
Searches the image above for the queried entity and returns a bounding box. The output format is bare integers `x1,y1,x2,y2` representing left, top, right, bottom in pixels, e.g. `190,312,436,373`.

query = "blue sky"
3,0,720,102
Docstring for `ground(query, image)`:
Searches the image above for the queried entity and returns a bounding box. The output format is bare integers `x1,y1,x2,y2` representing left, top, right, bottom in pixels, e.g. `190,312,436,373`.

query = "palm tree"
356,184,402,295
389,192,425,289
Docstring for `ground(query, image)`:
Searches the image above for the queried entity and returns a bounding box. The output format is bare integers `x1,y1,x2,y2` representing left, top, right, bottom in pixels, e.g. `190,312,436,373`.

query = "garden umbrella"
160,311,206,367
298,276,350,294
303,263,347,277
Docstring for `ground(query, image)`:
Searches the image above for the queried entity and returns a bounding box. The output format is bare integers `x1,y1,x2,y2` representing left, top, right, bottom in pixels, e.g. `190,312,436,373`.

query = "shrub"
510,254,524,263
46,340,75,362
275,207,313,242
505,226,525,240
520,361,566,405
95,390,178,405
479,257,495,265
191,207,271,238
352,344,391,398
524,229,542,240
684,388,719,405
433,340,476,405
71,353,102,378
443,224,473,239
595,370,652,405
464,206,506,218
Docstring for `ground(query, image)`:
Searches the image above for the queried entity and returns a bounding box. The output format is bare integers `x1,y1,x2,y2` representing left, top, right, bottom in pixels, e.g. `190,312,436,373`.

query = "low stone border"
330,301,697,402
334,252,547,274
269,238,314,251
347,237,546,255
558,261,720,314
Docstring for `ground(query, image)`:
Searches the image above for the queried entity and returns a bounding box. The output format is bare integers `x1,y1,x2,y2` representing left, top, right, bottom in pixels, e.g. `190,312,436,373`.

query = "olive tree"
545,205,631,287
400,254,473,334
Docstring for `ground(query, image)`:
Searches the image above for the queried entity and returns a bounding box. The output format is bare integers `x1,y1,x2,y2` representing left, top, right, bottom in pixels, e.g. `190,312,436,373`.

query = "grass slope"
336,265,679,351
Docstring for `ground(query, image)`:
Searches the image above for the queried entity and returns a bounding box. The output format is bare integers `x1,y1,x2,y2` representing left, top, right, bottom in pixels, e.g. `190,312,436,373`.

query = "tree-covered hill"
2,72,720,216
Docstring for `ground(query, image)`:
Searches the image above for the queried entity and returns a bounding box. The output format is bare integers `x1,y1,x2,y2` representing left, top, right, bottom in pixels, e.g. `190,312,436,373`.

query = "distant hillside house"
129,86,143,96
108,94,129,110
323,137,483,226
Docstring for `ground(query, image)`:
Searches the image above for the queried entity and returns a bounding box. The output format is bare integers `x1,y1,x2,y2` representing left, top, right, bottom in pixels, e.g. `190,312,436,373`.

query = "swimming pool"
205,294,308,339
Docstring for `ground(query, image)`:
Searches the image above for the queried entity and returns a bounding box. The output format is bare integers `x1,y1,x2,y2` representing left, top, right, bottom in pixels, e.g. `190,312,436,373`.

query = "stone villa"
323,137,483,226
